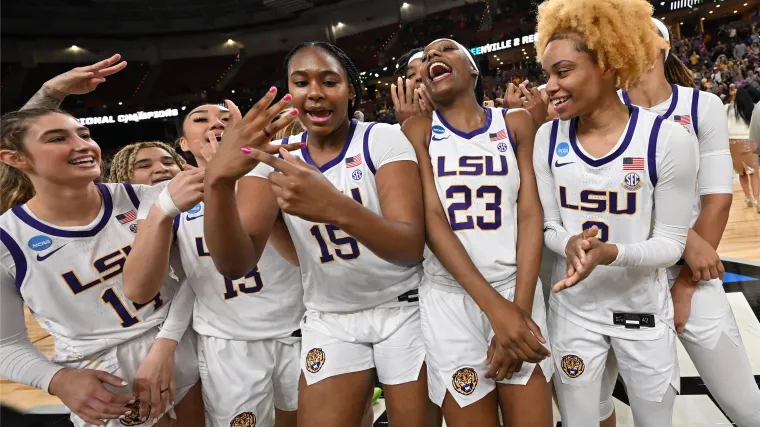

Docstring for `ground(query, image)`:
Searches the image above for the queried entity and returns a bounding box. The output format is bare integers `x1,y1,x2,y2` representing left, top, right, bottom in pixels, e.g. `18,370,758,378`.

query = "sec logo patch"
622,172,643,191
452,367,478,395
561,354,585,378
305,348,325,373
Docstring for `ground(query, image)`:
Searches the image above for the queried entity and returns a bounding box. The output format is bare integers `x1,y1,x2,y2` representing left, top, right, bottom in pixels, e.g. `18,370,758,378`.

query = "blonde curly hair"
535,0,667,90
108,141,185,183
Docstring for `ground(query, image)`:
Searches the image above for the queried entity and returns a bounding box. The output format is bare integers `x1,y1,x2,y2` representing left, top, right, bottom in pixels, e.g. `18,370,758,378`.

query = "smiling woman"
108,141,185,185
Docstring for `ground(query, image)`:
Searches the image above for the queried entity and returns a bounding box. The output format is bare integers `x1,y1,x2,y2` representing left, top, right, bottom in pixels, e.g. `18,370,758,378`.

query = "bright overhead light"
709,10,713,13
701,17,705,20
336,22,344,27
680,22,684,24
69,45,81,51
118,102,122,105
226,39,234,45
734,10,738,13
231,90,235,94
715,4,719,7
401,2,409,7
375,73,379,77
383,67,387,71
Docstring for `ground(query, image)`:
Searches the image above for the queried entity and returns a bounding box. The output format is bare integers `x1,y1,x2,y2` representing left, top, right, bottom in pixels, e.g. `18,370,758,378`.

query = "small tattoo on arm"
21,85,66,111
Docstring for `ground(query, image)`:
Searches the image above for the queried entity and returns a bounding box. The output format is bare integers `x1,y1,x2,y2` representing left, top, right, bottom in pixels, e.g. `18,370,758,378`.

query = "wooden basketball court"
2,182,759,426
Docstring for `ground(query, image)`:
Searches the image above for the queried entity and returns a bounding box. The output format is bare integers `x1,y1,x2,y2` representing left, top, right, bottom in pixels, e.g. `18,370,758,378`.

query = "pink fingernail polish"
290,109,299,116
283,94,292,101
241,147,252,154
300,142,307,147
269,86,277,93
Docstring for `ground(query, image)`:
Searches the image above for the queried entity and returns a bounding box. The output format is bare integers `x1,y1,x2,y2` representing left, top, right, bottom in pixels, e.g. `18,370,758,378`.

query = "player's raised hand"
205,90,302,184
165,166,205,212
132,338,177,423
198,130,221,165
417,84,435,118
391,77,420,124
505,83,524,109
518,81,548,124
48,368,135,426
244,148,348,224
484,296,550,379
44,54,127,97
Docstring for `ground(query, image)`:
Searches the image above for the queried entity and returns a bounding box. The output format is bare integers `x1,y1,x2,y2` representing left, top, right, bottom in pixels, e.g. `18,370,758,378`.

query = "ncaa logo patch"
305,348,325,373
28,235,52,252
188,204,202,214
230,411,256,427
120,400,147,426
432,125,446,135
621,172,643,191
352,169,363,181
452,367,478,396
555,142,570,157
561,354,585,379
497,142,508,153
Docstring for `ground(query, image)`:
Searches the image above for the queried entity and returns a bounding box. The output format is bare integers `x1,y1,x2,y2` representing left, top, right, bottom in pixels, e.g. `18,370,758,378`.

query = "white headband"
408,51,425,66
427,38,479,72
651,18,671,61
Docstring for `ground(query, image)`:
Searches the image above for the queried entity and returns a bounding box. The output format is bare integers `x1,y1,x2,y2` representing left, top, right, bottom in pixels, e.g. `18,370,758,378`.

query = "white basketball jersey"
619,84,703,224
248,120,423,313
424,108,520,290
543,107,674,339
172,202,304,340
0,183,174,363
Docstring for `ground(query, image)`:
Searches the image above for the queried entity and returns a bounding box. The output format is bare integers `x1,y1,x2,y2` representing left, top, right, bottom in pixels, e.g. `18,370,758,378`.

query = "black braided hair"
283,42,363,116
395,48,424,78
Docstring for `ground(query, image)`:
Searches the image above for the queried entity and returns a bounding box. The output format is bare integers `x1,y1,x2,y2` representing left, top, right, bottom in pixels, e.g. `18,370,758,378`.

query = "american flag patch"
490,129,507,141
674,115,691,126
345,154,363,168
623,157,645,171
116,210,137,224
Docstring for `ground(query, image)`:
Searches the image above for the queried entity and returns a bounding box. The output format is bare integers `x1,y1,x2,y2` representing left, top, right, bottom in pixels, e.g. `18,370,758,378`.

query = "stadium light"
401,2,410,8
336,22,344,28
69,45,81,51
734,10,737,13
118,102,123,105
182,106,187,111
383,67,387,71
226,39,235,45
231,90,236,94
375,73,379,77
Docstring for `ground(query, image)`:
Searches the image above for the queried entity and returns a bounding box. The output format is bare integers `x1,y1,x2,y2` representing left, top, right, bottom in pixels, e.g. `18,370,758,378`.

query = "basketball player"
597,18,760,427
533,0,699,425
401,38,553,427
392,48,435,124
0,109,201,427
202,42,430,427
108,141,185,184
121,102,304,427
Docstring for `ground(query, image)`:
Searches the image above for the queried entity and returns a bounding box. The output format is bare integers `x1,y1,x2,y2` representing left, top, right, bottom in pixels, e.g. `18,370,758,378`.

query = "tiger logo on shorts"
305,348,325,373
230,412,256,427
561,354,585,378
120,400,146,426
451,367,478,396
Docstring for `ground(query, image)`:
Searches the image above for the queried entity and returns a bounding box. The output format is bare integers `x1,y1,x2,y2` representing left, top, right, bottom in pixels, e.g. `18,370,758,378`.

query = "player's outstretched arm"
21,54,127,111
402,116,550,378
204,93,299,279
123,169,203,303
508,109,543,311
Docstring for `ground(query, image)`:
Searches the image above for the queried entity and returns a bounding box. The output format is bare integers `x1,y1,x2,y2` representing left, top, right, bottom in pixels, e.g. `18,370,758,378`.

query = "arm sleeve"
155,279,194,343
368,123,419,171
609,124,698,268
0,267,63,393
136,181,169,220
532,123,573,257
696,93,734,196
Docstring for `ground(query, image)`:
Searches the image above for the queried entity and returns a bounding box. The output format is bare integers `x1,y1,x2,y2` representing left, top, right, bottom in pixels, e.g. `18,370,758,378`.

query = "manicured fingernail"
129,398,136,404
241,147,252,154
125,410,131,415
283,94,292,101
171,401,175,406
121,381,128,386
269,86,276,93
300,142,307,147
153,418,158,424
119,415,126,420
290,109,299,116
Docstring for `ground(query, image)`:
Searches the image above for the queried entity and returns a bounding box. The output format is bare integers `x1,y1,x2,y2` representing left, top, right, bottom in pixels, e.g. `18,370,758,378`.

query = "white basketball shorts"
420,279,553,408
197,334,301,427
300,290,425,386
69,326,200,427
